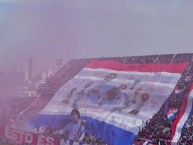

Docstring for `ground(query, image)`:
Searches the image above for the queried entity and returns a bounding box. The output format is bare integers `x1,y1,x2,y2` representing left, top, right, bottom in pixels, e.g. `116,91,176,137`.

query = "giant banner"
29,60,187,145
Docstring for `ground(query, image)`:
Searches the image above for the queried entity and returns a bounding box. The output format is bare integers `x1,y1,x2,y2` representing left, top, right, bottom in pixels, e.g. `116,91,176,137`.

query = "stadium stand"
1,53,193,145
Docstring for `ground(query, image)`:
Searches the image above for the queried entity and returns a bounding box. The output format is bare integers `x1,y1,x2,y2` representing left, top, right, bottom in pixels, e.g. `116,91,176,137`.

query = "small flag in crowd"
167,111,175,120
168,108,178,114
174,87,182,95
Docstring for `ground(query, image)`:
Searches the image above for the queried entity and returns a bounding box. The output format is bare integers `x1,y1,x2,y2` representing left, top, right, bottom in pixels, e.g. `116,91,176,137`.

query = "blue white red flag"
167,111,175,120
174,87,182,95
171,86,193,144
168,108,178,114
27,60,187,145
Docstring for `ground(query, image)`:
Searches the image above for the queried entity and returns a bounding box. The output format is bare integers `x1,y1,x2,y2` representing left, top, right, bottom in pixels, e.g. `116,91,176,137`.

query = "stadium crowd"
179,115,193,144
134,55,193,144
1,53,193,145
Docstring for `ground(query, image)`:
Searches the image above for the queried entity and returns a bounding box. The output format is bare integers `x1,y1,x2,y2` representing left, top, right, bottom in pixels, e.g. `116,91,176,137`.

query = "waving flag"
171,86,193,144
167,111,175,120
174,87,182,95
143,140,149,145
28,60,187,145
169,108,178,114
166,107,178,121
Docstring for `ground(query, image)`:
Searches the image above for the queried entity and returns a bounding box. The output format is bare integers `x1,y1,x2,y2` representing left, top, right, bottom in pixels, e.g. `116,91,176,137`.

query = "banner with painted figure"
30,60,187,145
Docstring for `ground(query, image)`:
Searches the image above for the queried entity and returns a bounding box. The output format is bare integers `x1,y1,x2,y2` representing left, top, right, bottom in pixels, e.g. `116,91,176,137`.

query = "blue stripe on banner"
30,114,136,145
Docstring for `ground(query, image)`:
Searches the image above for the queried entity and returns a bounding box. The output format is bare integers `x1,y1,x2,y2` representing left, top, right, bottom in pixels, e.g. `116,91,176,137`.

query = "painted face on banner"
141,93,149,102
72,113,79,123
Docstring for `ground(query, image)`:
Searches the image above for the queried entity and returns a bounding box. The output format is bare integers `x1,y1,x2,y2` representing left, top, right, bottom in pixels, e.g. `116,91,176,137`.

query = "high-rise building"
28,57,40,81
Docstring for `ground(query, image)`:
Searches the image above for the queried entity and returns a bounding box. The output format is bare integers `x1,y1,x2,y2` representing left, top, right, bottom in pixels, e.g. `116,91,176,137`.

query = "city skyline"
0,57,56,72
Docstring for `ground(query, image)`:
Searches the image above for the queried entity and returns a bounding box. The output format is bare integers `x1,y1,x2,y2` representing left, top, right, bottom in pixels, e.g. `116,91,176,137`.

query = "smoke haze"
1,0,193,70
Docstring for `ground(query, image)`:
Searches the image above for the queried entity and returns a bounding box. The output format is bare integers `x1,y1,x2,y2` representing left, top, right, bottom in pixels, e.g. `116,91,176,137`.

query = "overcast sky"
1,0,193,70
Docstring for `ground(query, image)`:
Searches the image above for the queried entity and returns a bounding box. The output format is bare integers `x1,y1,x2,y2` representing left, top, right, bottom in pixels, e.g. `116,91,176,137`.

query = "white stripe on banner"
171,90,193,144
74,75,177,88
39,67,182,135
80,68,181,84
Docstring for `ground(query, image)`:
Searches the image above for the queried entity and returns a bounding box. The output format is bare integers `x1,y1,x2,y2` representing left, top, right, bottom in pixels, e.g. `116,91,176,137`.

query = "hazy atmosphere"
1,1,193,144
1,0,193,70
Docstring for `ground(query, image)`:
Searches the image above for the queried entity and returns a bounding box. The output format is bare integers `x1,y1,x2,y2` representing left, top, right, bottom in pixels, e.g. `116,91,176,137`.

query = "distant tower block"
28,57,40,81
55,58,63,71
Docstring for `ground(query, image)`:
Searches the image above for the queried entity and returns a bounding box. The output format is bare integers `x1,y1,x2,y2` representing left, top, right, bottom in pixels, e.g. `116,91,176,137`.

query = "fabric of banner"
28,60,187,145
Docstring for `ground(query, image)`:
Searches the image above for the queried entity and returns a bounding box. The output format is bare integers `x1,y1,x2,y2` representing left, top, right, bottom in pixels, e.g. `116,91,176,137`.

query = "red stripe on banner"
86,60,188,73
171,85,193,142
